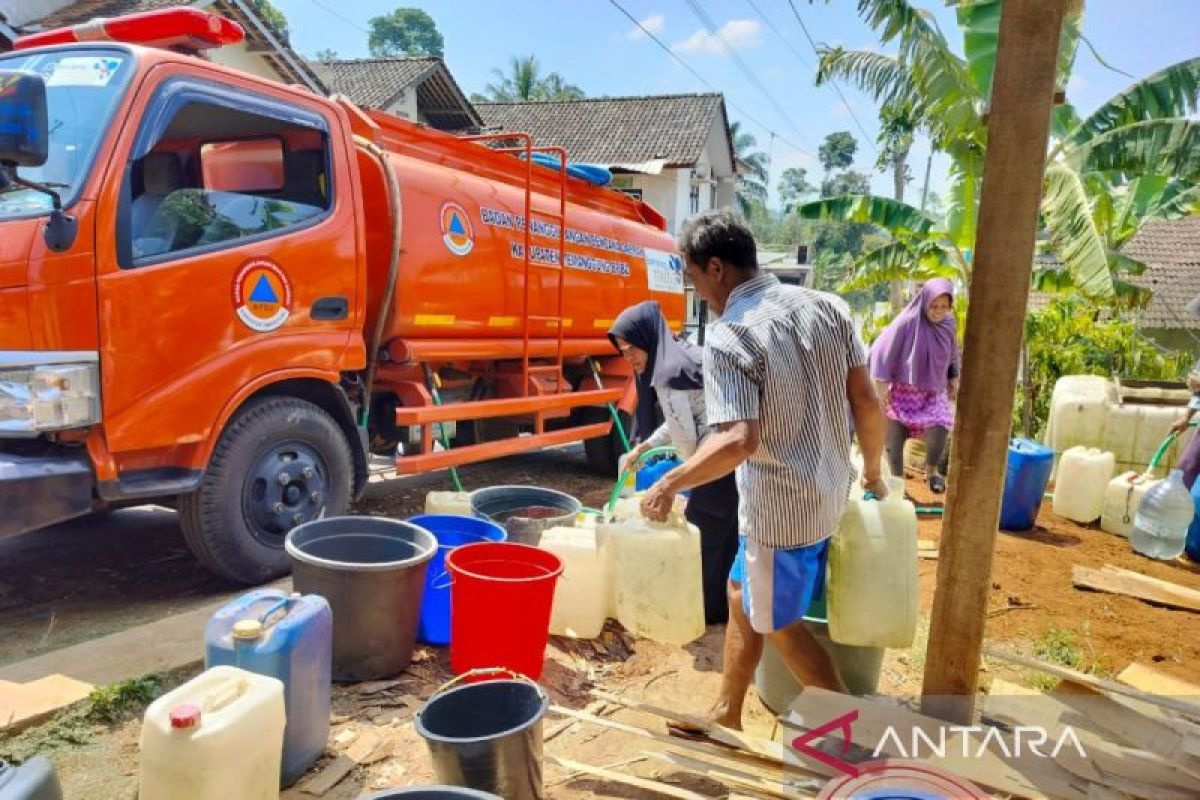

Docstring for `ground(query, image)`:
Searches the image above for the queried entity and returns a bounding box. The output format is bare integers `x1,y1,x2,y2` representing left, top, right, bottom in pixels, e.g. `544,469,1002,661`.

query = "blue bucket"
408,514,507,646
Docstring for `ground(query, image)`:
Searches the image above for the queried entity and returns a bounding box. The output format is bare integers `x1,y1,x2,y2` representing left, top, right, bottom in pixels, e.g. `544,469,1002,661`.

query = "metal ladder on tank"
461,133,569,417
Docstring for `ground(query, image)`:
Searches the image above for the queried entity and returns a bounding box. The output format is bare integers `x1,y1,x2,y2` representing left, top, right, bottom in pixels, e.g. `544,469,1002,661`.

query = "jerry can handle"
203,675,247,714
256,596,294,629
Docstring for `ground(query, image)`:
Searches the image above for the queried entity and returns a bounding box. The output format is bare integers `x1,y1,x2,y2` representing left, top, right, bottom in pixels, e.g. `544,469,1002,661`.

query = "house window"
689,184,701,214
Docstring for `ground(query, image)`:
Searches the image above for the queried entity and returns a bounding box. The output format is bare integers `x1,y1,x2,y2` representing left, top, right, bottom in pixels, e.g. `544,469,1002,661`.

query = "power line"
743,0,814,74
784,0,879,154
681,0,816,153
304,0,370,37
606,0,816,160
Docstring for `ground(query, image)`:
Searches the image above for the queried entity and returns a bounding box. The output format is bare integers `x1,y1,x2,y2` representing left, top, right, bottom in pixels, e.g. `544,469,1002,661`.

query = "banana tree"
799,0,1200,304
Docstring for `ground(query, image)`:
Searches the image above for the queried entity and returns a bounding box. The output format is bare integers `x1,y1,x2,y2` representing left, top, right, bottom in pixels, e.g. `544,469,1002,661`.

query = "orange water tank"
354,114,687,350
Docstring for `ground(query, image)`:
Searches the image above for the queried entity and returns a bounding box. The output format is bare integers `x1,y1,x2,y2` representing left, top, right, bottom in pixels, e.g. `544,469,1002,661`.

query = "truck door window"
122,97,331,267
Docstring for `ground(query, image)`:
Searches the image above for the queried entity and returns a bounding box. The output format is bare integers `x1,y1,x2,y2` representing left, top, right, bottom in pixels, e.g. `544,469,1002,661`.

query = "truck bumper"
0,452,95,540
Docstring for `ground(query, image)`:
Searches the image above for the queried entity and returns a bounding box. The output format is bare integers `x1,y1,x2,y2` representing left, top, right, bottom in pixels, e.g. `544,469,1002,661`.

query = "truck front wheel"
179,396,353,584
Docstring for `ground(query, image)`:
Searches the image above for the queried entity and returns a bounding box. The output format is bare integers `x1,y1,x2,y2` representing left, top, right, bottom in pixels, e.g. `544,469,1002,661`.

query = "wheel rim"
243,440,330,547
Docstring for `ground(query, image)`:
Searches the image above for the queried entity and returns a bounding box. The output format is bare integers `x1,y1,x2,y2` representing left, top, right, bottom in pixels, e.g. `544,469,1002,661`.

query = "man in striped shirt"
642,210,888,729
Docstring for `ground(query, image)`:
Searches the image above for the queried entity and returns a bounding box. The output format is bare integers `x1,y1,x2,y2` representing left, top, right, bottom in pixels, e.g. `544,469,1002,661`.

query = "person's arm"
656,386,701,459
642,421,757,520
849,366,888,497
874,378,891,412
642,341,761,521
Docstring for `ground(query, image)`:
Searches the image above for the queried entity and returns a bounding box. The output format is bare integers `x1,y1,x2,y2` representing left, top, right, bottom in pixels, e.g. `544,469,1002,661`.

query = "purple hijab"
870,278,959,393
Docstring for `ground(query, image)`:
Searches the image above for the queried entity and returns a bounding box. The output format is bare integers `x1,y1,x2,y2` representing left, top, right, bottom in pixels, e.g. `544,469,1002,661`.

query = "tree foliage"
249,0,288,40
368,8,444,58
818,131,858,175
473,56,584,102
1018,297,1190,437
778,167,816,210
730,121,769,216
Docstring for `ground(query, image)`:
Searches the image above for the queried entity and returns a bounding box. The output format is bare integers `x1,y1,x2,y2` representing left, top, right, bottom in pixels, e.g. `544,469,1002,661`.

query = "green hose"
1146,430,1179,476
604,445,678,513
590,359,632,453
424,367,464,493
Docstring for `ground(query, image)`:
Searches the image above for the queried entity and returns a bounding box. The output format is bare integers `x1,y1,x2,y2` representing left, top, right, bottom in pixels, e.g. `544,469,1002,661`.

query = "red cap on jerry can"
169,703,201,729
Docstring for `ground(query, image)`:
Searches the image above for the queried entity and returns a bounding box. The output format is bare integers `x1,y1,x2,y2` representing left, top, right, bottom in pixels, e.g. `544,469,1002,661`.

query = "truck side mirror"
0,70,49,168
0,71,77,252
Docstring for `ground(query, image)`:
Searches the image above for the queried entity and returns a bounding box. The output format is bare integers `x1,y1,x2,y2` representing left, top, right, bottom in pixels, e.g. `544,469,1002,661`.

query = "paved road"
0,446,602,669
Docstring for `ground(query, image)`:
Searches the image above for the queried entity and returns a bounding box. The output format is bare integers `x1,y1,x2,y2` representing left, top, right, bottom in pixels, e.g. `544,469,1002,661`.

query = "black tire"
179,396,353,585
576,406,631,476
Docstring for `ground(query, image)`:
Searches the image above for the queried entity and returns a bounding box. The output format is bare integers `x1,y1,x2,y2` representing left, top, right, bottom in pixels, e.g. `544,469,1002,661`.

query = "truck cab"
2,15,372,581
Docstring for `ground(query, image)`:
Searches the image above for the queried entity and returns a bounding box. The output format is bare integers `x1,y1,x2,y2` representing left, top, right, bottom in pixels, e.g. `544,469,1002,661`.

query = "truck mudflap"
0,452,95,539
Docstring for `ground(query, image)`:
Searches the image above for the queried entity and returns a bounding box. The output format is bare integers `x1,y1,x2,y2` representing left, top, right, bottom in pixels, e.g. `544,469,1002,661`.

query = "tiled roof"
1123,217,1200,330
312,57,481,130
37,0,214,30
26,0,324,92
314,58,437,109
475,93,733,170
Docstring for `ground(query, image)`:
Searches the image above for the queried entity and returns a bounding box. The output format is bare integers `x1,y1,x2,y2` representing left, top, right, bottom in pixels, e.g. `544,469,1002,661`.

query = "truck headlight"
0,354,101,436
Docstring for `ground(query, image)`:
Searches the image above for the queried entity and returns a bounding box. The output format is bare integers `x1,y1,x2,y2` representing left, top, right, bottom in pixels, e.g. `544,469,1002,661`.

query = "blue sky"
274,0,1200,210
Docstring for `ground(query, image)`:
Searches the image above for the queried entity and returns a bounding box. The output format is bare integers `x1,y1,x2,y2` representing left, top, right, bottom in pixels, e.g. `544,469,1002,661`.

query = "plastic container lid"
232,619,263,639
170,703,201,729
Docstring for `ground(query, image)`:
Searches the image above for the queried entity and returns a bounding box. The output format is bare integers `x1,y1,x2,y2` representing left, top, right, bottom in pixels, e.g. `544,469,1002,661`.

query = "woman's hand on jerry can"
641,481,676,522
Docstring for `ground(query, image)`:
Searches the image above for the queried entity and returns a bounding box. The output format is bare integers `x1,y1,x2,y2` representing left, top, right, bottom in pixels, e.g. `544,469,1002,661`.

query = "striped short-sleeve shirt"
704,273,867,548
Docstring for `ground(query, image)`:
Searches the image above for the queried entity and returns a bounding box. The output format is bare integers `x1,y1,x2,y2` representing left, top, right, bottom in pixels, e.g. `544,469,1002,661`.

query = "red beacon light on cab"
14,8,244,55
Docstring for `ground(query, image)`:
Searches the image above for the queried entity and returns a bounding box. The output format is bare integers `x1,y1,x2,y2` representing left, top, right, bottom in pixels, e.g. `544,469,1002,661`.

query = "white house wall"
211,41,282,83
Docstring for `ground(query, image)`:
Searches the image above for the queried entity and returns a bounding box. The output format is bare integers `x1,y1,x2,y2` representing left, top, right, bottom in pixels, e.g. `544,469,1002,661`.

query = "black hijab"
608,301,704,440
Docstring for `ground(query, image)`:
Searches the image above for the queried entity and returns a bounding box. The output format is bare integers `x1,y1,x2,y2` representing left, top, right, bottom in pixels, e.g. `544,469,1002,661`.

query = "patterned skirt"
886,383,955,437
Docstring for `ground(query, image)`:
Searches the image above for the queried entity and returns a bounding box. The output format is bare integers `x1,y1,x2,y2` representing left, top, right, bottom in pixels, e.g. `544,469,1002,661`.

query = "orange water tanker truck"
0,8,685,583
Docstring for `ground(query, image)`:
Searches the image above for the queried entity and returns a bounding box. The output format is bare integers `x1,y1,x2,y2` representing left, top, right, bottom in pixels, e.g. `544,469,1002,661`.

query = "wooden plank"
1118,663,1200,696
548,756,707,800
297,755,355,797
645,751,818,800
790,688,1092,800
1072,565,1200,613
984,647,1200,718
920,0,1071,724
0,579,289,686
590,689,787,764
0,674,94,732
986,679,1200,793
548,705,830,782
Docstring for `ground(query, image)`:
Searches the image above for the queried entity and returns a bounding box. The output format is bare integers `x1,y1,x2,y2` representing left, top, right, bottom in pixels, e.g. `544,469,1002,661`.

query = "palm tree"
730,121,769,216
797,0,1200,305
475,56,585,102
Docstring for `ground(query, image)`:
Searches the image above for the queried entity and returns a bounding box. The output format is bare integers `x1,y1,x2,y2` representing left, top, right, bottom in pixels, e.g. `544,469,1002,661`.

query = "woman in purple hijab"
869,278,960,493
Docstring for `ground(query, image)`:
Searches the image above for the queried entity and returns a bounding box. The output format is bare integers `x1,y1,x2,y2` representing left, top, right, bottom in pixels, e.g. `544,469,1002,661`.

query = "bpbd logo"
440,201,474,256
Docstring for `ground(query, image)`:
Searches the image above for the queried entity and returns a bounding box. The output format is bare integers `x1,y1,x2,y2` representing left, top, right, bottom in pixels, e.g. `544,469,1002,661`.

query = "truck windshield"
0,48,132,219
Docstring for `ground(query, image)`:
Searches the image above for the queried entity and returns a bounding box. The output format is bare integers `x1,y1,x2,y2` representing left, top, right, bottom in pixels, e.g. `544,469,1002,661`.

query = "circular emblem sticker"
818,760,990,799
440,201,474,256
233,259,293,332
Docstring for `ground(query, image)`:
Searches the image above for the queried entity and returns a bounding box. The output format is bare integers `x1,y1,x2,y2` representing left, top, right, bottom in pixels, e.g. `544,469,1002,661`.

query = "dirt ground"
3,450,1200,797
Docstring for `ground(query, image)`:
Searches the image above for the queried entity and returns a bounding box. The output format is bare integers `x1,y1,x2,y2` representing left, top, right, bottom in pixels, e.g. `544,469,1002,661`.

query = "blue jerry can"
1000,438,1055,532
0,757,63,800
205,589,332,787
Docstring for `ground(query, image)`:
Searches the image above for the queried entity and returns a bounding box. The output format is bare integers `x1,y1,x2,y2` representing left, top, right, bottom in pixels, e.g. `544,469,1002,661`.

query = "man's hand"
863,473,889,499
619,443,647,476
641,479,677,522
947,377,960,401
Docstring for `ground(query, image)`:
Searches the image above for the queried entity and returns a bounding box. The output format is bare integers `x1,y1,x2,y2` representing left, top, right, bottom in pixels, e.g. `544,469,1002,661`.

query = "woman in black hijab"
608,301,739,625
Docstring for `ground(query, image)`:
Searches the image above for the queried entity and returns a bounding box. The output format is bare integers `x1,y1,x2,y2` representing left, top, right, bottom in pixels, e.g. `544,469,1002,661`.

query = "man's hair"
678,210,758,272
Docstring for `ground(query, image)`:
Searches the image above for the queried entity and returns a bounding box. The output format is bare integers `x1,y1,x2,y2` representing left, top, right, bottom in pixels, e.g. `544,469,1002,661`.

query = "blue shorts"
729,536,829,633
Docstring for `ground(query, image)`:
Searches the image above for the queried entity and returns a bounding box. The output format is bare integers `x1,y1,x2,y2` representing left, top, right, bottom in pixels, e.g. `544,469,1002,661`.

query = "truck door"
93,70,360,482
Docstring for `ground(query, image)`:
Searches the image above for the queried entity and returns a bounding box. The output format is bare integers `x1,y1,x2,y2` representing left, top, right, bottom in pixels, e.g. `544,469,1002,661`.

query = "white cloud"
674,19,762,56
626,12,665,41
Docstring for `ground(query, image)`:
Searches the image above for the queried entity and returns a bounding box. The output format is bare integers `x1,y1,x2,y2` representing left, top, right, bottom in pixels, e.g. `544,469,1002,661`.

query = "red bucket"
446,542,563,680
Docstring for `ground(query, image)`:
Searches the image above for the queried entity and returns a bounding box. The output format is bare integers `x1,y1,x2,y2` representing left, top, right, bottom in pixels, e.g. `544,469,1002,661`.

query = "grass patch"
1027,624,1103,691
86,676,162,725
